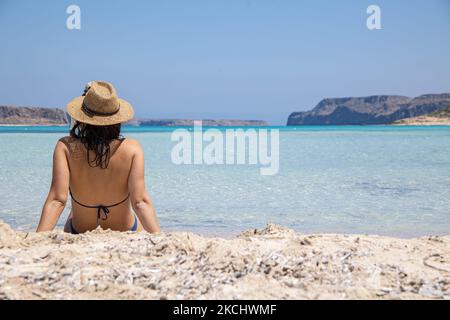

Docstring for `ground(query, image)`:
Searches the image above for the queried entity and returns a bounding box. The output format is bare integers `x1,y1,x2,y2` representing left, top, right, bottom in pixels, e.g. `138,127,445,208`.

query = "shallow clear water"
1,125,449,237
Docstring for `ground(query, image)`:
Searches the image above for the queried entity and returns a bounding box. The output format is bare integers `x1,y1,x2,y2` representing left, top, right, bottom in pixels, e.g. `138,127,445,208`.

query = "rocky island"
126,118,268,127
287,93,450,125
0,106,69,125
0,106,268,127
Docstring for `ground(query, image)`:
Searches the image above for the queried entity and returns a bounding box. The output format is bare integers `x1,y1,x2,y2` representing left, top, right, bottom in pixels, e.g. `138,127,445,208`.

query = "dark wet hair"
70,121,122,169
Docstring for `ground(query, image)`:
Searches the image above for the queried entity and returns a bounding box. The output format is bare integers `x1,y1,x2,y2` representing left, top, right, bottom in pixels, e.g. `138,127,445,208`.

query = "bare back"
36,135,159,233
61,136,141,232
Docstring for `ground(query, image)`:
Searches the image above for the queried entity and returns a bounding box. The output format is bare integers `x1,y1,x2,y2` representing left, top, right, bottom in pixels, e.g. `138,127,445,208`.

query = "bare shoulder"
57,136,82,155
56,136,72,151
122,138,144,154
58,135,71,144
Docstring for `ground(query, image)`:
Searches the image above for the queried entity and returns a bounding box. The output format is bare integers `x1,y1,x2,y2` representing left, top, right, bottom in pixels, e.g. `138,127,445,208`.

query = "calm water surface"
1,125,449,237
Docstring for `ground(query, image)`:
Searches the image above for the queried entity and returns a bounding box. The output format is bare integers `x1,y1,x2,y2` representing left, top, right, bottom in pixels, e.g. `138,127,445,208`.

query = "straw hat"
66,81,134,126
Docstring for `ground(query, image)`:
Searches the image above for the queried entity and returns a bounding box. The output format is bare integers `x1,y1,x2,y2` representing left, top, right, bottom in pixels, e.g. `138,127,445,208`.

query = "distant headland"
0,106,68,126
287,93,450,125
126,118,268,127
2,92,450,127
0,106,268,127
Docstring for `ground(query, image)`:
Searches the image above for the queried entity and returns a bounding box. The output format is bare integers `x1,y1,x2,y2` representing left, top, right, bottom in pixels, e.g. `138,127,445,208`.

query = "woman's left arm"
36,141,70,232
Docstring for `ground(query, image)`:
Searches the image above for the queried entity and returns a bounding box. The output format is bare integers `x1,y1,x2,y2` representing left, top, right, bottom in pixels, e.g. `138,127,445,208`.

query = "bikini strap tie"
97,206,110,221
69,188,130,227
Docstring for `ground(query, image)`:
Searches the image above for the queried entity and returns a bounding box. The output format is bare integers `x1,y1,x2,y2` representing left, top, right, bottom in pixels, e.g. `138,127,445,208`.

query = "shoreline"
11,224,450,240
1,220,449,300
2,124,450,129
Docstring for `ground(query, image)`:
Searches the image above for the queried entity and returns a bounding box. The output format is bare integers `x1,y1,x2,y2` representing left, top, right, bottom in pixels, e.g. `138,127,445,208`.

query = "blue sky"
0,0,449,124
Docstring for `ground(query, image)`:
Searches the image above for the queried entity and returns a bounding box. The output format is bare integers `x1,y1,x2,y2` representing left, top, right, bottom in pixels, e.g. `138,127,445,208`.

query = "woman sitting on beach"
36,81,160,234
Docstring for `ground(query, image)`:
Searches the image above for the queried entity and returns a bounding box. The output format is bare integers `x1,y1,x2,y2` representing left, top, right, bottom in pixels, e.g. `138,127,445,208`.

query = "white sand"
0,220,449,300
393,116,450,126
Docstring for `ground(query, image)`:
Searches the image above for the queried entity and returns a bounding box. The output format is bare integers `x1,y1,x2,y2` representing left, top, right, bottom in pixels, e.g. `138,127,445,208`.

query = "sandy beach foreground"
0,220,449,300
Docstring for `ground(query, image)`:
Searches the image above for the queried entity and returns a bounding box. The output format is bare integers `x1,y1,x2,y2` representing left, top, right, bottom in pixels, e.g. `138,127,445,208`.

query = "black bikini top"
69,188,130,225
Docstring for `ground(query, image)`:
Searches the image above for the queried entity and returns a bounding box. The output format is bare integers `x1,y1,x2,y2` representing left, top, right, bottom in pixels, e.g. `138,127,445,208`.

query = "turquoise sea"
1,125,449,237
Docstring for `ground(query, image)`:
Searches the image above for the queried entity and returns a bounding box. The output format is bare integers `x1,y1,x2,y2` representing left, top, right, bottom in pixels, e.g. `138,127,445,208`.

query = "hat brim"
66,96,134,126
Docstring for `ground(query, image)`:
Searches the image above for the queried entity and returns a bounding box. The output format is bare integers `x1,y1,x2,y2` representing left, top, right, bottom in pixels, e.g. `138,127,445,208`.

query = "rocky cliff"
0,106,68,125
287,93,450,125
